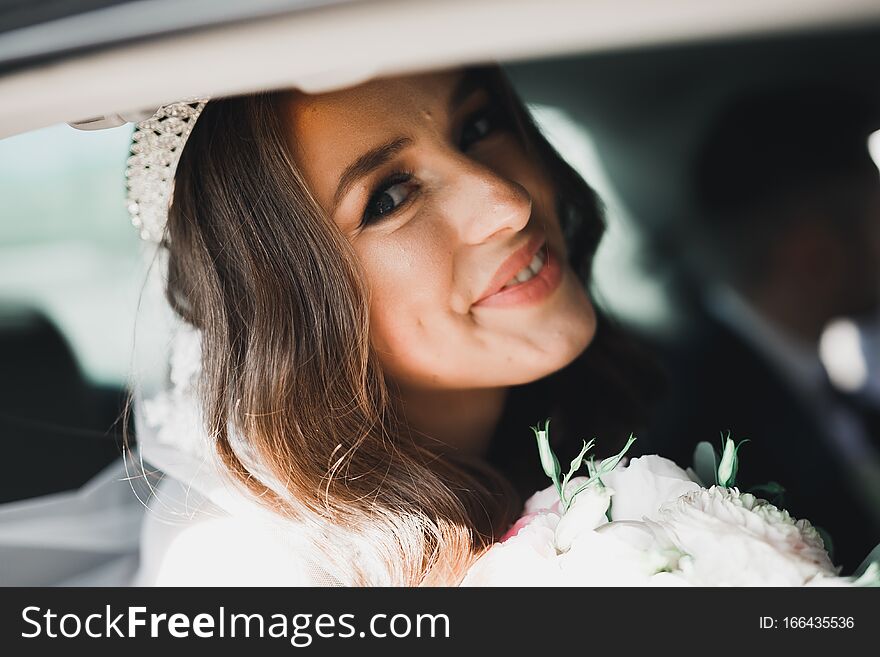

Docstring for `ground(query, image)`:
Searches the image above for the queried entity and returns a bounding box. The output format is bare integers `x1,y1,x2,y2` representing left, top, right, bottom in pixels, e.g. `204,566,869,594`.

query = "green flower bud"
532,420,560,481
717,434,748,487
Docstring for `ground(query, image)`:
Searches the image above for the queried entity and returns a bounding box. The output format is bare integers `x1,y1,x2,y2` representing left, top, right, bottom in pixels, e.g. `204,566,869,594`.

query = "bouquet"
462,422,880,586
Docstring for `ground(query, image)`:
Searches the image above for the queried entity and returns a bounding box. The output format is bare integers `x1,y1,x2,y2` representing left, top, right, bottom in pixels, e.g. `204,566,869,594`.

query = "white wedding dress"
0,457,145,586
131,320,340,586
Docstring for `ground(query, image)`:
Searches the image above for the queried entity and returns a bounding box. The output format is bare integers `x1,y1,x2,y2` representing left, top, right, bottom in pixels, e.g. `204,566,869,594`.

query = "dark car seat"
0,305,133,503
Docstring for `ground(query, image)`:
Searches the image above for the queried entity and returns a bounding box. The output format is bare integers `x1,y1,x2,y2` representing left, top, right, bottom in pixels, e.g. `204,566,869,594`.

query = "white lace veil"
130,292,342,586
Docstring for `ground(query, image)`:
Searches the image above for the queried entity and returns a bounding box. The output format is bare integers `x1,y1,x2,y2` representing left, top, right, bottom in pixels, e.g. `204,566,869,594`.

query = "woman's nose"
440,157,532,244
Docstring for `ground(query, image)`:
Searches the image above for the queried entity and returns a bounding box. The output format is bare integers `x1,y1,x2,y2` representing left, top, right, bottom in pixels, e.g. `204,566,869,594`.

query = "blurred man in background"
642,84,880,572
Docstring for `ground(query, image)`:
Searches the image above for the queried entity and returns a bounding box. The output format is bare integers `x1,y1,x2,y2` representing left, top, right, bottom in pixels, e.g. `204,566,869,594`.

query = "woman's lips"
474,234,545,303
472,241,563,309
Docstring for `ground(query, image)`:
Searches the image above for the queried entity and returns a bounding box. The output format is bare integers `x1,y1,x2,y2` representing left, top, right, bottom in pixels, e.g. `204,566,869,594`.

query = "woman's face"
284,68,596,391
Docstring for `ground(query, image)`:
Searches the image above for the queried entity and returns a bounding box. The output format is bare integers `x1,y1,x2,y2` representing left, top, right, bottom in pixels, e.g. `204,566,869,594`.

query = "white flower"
654,486,837,585
554,485,612,551
523,476,592,515
559,520,683,586
601,455,702,522
522,483,565,515
461,512,565,586
462,453,864,587
467,478,682,586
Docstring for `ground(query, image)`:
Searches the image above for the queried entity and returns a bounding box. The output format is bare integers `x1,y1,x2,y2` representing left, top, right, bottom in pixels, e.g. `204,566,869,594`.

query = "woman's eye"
459,107,498,150
362,173,414,226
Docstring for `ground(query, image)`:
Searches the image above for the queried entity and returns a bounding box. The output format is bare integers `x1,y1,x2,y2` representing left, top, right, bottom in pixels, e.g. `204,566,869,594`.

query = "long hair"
160,65,616,585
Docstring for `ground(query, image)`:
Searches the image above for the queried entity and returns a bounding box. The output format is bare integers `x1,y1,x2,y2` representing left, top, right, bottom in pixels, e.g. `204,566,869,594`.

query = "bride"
130,64,655,586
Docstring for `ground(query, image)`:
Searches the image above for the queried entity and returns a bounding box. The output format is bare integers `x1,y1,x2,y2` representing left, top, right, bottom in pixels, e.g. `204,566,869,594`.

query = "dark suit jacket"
638,312,880,574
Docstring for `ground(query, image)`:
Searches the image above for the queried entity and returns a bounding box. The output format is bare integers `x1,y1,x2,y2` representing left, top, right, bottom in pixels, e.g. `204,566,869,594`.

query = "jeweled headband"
124,98,209,242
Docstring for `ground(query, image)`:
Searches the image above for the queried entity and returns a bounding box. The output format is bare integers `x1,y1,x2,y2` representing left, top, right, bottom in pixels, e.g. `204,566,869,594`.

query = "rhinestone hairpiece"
125,98,209,242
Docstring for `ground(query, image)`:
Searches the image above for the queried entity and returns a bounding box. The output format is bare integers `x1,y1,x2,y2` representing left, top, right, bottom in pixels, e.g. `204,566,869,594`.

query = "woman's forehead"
281,68,472,207
286,68,465,134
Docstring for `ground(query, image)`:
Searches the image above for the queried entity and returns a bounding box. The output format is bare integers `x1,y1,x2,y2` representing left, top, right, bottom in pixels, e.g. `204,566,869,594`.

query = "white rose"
522,484,564,515
655,486,837,586
523,476,593,515
601,455,702,522
559,520,681,586
461,512,565,586
554,485,612,552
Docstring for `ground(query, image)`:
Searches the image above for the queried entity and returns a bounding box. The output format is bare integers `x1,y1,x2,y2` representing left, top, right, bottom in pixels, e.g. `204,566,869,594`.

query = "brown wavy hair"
159,65,608,585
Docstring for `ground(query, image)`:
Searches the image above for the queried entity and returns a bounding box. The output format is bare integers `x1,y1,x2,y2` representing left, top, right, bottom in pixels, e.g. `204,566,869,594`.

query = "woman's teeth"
501,248,546,289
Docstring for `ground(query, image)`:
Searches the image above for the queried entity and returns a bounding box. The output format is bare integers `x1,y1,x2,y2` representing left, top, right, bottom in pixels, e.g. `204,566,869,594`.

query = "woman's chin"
539,270,597,348
502,300,597,386
540,292,597,371
380,277,597,390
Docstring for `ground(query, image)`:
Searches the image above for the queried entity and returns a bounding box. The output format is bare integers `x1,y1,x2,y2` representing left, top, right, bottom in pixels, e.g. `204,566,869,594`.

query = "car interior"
2,1,880,579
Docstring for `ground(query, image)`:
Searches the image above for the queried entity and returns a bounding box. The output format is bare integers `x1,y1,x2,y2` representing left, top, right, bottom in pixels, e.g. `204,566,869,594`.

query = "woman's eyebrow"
333,136,412,210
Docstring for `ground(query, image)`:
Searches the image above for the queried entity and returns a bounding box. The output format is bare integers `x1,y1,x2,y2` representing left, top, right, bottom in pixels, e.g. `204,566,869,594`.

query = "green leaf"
854,541,880,579
565,434,637,508
748,481,786,507
853,562,880,587
748,481,786,496
815,526,835,563
693,441,719,487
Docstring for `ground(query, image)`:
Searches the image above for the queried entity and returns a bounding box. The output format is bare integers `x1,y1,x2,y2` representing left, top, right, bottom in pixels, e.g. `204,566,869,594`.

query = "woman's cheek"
368,312,442,384
366,275,426,352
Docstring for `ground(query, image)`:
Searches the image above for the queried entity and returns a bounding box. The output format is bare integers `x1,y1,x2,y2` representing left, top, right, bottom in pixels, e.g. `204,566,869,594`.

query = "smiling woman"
280,68,596,451
137,63,656,586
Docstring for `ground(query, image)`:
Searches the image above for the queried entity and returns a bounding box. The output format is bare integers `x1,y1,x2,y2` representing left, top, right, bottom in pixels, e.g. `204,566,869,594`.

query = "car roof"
2,0,880,138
